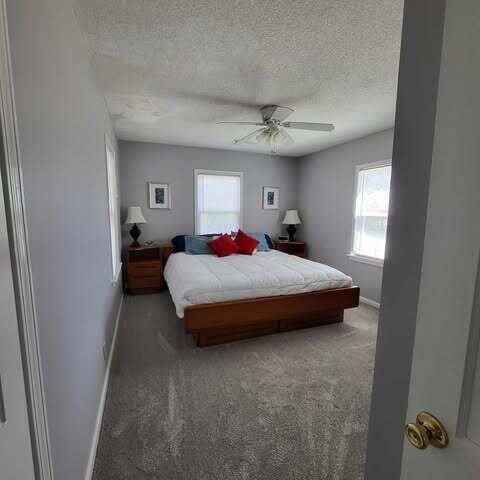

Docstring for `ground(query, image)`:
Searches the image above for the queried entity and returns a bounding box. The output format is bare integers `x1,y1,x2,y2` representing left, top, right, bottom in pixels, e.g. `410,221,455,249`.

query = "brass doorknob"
405,411,449,450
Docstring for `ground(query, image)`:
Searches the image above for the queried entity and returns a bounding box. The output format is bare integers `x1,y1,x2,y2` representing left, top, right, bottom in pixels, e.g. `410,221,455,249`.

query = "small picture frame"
263,186,279,210
149,183,171,209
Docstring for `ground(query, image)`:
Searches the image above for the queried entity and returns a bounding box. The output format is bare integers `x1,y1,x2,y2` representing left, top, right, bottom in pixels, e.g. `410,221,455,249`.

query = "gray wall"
297,129,394,303
119,141,298,243
7,0,122,479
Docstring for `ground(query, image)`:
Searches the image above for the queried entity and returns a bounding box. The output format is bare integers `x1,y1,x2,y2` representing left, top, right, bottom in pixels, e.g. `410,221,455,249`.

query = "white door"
400,0,480,478
0,163,35,477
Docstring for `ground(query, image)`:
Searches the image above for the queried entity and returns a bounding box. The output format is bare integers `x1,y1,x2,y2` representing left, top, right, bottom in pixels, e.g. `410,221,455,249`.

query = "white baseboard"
84,294,124,480
360,296,381,309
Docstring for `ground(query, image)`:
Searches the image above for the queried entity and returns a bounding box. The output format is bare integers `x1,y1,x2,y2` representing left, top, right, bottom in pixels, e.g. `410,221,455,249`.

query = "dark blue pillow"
171,234,220,252
265,234,274,249
171,235,186,252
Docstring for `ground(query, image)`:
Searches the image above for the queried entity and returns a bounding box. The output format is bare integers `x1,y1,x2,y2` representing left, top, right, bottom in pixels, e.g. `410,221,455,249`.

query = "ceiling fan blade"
278,127,294,144
217,121,265,126
261,105,294,122
233,128,266,145
282,122,334,132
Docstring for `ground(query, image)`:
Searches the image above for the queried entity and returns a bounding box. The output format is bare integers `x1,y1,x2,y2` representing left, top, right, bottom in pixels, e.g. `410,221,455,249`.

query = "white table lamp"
125,206,146,247
282,209,302,242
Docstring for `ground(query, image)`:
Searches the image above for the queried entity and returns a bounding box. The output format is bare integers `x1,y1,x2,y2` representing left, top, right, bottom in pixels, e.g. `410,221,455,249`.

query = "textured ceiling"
74,0,403,156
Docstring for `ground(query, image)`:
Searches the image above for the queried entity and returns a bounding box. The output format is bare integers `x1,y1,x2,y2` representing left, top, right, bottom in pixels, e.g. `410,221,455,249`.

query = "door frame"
365,0,448,479
0,0,54,478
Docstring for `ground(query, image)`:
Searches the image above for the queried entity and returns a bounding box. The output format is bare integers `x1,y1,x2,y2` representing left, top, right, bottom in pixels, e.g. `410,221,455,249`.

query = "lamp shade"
282,209,301,225
124,206,146,224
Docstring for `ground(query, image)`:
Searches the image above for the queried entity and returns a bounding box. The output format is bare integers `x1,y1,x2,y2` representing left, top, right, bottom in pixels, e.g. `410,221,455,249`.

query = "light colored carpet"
94,292,378,480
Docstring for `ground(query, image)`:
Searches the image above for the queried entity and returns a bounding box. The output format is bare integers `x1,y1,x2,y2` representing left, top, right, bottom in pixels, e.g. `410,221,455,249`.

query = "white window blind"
195,170,243,235
105,137,121,281
352,162,391,261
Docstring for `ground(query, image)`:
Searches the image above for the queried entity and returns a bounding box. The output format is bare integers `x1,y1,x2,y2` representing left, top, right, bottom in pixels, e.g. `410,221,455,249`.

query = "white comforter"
164,250,353,318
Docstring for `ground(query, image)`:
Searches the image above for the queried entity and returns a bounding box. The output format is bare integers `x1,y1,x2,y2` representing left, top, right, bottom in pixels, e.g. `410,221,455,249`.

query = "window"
350,161,391,265
105,136,121,281
195,169,243,235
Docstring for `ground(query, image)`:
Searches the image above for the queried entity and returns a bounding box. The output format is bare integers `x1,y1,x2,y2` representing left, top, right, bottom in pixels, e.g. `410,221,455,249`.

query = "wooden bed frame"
162,245,360,347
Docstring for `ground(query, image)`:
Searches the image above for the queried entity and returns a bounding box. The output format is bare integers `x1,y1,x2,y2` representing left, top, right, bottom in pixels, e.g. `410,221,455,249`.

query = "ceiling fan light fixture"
255,129,270,144
225,105,334,152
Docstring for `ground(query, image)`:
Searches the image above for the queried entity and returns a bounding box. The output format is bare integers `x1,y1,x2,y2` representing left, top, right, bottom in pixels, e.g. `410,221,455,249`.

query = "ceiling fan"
218,105,334,153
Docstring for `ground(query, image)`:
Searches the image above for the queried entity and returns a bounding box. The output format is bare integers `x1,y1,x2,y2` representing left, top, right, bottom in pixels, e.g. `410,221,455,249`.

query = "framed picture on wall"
149,183,171,209
263,186,279,210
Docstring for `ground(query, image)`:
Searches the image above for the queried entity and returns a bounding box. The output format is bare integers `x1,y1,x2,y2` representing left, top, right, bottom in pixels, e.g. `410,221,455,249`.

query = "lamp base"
129,223,141,247
286,224,297,242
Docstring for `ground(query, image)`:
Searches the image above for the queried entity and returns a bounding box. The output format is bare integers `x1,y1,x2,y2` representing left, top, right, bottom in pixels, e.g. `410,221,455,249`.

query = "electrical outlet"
102,342,108,362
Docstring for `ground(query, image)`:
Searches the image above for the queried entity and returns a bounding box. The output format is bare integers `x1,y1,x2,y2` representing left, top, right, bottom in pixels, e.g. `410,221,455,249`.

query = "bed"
162,245,359,346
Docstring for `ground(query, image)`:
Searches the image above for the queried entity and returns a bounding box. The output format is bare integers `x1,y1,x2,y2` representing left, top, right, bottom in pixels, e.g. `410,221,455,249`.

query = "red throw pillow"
234,229,260,255
208,233,240,257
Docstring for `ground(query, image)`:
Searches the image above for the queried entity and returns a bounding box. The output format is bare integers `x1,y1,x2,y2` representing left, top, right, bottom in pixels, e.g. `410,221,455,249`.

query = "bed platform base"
184,286,359,347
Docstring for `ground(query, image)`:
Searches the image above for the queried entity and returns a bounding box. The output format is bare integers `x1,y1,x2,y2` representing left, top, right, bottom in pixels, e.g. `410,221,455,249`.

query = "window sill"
348,253,384,268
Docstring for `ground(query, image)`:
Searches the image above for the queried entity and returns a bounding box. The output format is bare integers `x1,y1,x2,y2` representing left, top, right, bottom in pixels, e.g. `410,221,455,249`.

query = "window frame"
194,169,244,235
348,159,392,268
105,135,122,283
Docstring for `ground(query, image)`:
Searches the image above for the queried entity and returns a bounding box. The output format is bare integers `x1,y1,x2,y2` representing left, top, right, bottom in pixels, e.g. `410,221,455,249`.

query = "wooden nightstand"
274,240,307,258
125,244,165,294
